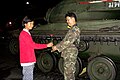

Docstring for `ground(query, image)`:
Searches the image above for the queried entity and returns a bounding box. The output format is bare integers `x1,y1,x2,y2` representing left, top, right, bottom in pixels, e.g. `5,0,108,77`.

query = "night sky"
0,0,61,31
0,0,61,16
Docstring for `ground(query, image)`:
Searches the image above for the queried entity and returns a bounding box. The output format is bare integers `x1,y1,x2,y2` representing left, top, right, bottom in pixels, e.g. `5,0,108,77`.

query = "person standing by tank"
51,12,80,80
19,16,53,80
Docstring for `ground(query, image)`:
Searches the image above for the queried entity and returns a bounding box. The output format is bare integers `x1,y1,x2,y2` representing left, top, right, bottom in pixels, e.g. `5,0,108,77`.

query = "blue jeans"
22,64,34,80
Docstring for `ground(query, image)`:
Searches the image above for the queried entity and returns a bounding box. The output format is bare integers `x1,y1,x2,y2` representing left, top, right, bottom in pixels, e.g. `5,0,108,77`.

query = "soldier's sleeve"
56,27,80,52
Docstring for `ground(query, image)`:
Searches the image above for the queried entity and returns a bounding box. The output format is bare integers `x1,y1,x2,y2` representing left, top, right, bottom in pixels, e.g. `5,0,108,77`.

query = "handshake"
47,42,58,52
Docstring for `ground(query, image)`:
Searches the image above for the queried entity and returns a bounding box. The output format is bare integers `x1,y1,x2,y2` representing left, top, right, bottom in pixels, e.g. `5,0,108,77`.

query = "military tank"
8,0,120,80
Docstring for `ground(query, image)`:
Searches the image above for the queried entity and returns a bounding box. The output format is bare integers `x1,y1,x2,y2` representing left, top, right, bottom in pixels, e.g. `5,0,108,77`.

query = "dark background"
0,0,61,31
0,0,61,16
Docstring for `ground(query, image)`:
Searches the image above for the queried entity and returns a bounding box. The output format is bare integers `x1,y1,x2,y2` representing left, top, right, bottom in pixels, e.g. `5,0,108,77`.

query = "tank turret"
46,0,120,22
8,0,120,79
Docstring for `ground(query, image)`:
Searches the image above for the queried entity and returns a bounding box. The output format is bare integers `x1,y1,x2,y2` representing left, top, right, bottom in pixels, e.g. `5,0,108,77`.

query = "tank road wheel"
58,57,83,77
78,41,89,52
9,38,19,55
37,51,57,73
87,56,116,80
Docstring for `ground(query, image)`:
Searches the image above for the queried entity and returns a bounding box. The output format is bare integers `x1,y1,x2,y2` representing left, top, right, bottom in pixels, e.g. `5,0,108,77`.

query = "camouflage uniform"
56,24,80,80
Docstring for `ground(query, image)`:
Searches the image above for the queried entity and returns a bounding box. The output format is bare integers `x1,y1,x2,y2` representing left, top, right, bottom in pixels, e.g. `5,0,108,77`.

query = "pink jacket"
19,30,47,63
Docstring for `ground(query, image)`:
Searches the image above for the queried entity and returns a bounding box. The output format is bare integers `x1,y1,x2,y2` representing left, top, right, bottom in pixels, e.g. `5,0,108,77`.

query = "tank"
8,0,120,80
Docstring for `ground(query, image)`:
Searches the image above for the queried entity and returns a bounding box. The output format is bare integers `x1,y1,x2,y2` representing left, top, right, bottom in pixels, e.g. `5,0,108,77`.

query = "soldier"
51,12,80,80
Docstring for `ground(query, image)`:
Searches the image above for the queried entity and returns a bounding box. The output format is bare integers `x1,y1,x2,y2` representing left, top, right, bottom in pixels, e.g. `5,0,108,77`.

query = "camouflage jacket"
56,25,80,53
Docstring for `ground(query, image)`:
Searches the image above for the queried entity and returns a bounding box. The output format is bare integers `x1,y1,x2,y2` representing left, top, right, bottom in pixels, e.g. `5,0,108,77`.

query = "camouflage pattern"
56,25,80,80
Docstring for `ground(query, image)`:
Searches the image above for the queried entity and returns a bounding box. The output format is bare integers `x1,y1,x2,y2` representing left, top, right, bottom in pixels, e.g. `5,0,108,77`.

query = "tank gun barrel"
79,0,120,4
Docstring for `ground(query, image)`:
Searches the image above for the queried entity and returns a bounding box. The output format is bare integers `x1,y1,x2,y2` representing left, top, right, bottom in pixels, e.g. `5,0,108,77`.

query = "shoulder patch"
72,29,75,32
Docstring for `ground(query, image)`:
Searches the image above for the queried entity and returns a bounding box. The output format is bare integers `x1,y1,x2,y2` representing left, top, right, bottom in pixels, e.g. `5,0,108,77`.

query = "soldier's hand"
47,42,53,47
51,46,57,52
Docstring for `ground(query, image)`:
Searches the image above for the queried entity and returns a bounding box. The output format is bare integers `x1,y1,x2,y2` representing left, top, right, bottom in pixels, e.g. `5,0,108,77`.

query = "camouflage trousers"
62,48,78,80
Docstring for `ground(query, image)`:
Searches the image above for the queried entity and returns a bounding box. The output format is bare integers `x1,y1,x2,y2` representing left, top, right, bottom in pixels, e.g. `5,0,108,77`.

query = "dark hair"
65,12,77,22
22,16,34,26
